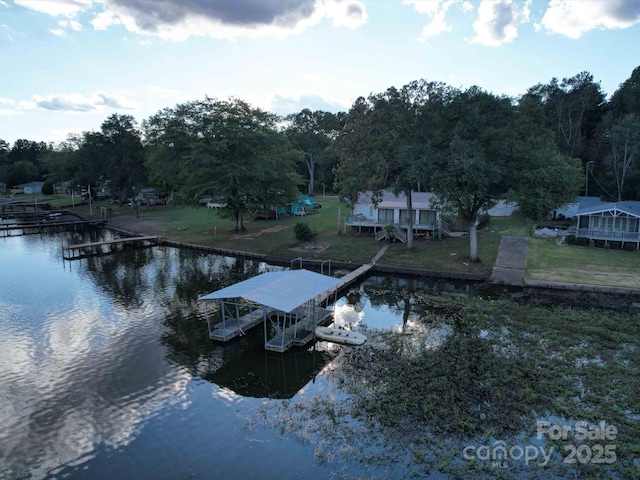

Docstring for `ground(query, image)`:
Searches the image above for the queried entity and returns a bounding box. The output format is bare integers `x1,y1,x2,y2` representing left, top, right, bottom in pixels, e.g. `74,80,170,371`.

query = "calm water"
0,231,464,480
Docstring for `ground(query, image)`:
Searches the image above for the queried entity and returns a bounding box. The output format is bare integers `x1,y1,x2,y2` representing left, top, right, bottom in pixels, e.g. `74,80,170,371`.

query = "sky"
1,0,640,146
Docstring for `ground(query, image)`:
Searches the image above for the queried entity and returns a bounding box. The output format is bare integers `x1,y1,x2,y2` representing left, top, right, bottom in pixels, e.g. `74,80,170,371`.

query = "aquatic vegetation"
254,295,640,478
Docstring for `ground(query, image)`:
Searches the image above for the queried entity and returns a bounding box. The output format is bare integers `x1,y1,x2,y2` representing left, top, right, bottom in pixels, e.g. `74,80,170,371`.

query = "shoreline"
108,225,640,300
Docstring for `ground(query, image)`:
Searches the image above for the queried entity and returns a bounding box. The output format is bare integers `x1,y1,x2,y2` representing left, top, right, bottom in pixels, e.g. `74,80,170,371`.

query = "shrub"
566,235,576,245
576,237,590,247
608,241,621,250
41,180,54,195
623,243,638,252
294,222,317,242
603,241,611,249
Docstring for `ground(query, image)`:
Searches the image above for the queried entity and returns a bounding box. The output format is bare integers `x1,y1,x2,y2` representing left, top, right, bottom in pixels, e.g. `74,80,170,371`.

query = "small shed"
200,270,342,352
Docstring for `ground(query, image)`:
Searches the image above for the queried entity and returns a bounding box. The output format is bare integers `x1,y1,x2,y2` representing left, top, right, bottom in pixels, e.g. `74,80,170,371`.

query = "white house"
345,190,448,240
15,181,45,194
574,198,640,250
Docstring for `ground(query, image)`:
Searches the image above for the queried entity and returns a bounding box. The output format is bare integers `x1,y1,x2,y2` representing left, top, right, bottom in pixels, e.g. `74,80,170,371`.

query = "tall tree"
429,87,516,262
335,83,438,248
99,114,146,202
609,65,640,117
283,109,343,195
526,72,605,159
145,97,302,232
606,114,640,201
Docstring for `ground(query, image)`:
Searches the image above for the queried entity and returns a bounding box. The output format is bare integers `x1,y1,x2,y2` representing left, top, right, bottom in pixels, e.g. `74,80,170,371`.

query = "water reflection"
1,229,486,479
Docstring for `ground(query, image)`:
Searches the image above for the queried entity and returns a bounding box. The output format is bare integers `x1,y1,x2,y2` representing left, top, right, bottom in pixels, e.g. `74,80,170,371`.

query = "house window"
579,216,589,229
629,218,639,233
419,210,436,226
399,209,411,224
378,208,394,223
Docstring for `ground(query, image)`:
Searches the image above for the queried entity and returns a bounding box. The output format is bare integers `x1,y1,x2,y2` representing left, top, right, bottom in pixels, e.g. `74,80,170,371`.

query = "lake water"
0,231,469,480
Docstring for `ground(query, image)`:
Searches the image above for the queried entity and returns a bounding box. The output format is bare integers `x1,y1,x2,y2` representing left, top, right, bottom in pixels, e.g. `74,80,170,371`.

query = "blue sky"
1,0,639,145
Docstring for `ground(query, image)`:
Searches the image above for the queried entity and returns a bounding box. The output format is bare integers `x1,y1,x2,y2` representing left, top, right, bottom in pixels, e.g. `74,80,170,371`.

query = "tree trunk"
469,221,479,262
234,212,244,232
307,154,315,195
405,189,413,249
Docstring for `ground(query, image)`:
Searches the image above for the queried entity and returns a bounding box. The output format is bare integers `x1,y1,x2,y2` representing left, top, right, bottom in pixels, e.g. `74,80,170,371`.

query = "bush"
294,222,317,242
566,235,576,245
576,237,590,247
608,241,621,250
623,243,639,252
41,180,54,195
603,241,611,249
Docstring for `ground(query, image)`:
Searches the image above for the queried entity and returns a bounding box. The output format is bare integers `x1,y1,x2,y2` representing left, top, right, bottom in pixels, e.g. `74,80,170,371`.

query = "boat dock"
264,306,333,353
1,219,104,238
62,236,160,260
316,263,373,307
209,306,275,342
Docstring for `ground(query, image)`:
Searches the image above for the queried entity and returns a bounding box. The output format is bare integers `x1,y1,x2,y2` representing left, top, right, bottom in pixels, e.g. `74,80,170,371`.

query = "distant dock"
62,236,160,260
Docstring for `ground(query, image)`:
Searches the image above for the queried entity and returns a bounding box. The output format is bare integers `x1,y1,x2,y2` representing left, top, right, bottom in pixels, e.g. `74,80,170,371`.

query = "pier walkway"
62,236,160,260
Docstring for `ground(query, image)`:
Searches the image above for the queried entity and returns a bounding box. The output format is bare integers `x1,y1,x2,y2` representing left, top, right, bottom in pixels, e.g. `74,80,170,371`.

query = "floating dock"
209,306,275,342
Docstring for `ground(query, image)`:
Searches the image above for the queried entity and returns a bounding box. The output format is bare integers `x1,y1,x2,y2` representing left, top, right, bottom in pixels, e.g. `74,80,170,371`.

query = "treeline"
1,68,639,235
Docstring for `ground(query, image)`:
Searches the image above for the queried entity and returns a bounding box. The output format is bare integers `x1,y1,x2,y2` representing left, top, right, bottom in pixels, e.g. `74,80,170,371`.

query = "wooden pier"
316,263,373,306
1,219,104,237
62,236,160,260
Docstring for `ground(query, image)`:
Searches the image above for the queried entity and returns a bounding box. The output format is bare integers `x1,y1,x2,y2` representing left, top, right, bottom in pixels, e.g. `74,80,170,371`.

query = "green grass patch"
527,237,640,288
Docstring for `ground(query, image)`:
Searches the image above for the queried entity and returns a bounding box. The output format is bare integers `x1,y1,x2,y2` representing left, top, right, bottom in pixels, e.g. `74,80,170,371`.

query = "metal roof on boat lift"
199,269,342,313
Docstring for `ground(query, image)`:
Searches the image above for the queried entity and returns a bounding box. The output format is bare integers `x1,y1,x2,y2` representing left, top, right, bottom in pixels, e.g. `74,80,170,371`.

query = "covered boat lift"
199,269,342,353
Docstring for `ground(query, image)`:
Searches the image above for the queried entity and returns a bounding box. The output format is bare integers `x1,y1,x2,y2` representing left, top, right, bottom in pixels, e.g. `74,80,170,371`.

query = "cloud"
270,93,348,116
33,92,138,112
404,0,456,39
469,0,531,46
16,0,367,40
14,0,93,16
540,0,640,39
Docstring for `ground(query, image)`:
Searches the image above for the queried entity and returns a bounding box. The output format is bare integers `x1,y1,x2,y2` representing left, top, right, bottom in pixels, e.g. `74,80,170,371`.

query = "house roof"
199,269,341,313
576,199,640,217
15,181,45,188
356,190,437,209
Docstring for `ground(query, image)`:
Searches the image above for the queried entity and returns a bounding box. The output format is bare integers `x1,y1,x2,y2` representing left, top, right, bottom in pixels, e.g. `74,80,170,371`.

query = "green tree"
609,65,640,117
284,109,343,195
99,114,146,202
336,83,438,248
145,97,302,232
430,88,516,262
606,114,640,201
431,136,501,262
526,72,605,159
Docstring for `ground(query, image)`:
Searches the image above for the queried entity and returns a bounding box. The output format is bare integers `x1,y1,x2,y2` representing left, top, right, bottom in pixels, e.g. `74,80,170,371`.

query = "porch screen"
378,208,394,223
419,210,436,226
399,209,410,224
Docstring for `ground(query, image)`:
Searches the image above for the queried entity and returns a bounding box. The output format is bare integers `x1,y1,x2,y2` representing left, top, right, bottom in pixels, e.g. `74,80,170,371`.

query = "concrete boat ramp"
489,236,530,286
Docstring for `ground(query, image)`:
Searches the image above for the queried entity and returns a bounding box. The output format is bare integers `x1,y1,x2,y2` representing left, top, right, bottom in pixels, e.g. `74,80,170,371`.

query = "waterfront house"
574,198,640,250
345,190,448,241
14,181,45,194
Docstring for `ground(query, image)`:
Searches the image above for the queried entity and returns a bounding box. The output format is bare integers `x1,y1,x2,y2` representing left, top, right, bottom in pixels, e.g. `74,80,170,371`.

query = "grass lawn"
527,237,640,288
11,193,640,287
